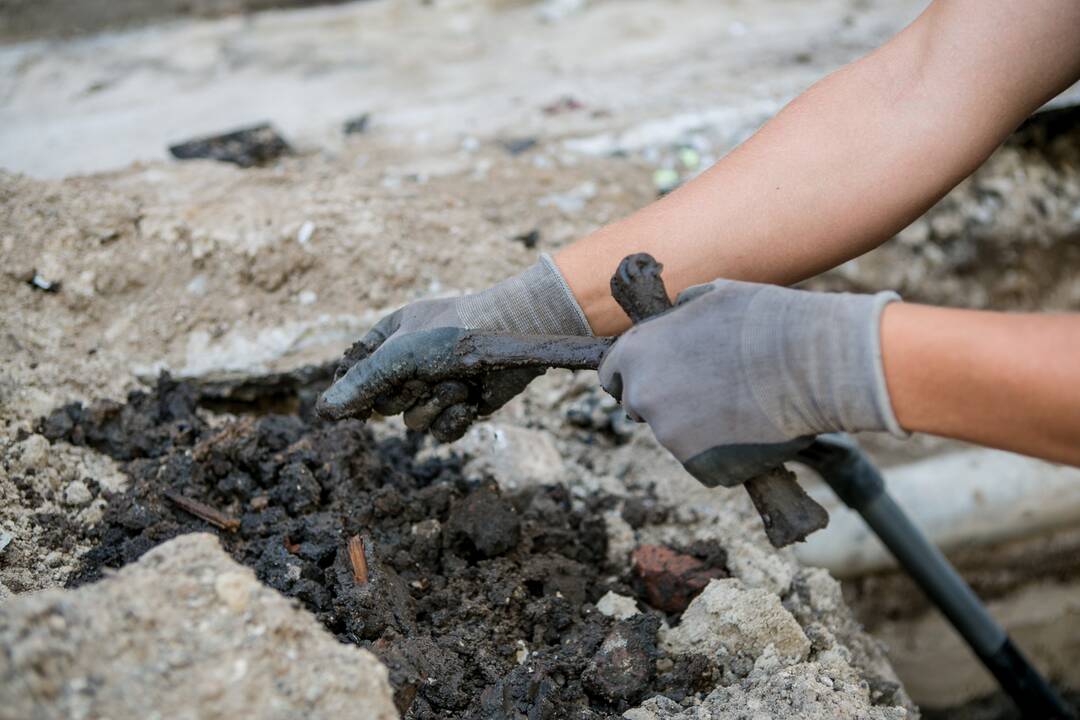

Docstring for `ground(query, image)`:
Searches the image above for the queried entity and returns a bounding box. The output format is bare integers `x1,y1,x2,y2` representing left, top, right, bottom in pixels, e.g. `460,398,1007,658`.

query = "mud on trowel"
319,253,828,548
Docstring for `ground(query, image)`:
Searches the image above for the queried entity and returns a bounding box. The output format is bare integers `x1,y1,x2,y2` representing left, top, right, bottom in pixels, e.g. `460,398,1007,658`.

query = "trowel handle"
608,253,829,548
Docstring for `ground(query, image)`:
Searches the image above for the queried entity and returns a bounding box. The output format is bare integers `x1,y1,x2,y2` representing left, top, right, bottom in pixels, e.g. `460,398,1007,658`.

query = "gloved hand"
317,254,591,441
598,278,905,487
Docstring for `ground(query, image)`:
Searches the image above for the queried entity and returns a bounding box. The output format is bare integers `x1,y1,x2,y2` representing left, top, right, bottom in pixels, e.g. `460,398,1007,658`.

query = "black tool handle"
609,253,829,548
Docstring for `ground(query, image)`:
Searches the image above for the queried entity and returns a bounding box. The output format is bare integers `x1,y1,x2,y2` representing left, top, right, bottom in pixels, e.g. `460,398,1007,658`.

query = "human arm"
882,304,1080,465
597,282,1080,487
557,0,1080,335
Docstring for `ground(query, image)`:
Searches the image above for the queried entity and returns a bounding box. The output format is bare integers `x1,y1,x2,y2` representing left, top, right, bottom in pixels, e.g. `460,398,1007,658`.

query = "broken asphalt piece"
168,123,290,167
27,272,60,292
343,113,370,135
500,137,538,156
511,229,540,249
631,543,728,613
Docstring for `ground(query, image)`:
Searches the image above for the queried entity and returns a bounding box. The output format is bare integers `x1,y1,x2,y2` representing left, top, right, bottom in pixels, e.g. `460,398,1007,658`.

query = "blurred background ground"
2,0,1079,717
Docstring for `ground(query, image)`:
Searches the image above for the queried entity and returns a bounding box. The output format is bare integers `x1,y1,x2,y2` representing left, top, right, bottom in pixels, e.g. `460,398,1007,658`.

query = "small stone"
511,229,540,249
296,221,316,245
343,114,370,135
445,482,520,559
596,591,639,620
16,434,49,471
500,137,538,155
63,480,93,507
168,123,290,168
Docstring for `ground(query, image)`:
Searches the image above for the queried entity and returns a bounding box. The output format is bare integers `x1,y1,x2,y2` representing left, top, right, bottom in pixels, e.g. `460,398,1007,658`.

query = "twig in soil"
347,535,368,585
164,490,240,532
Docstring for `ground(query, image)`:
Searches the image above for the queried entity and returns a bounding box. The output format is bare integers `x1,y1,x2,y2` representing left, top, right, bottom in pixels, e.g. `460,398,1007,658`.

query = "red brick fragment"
631,544,728,613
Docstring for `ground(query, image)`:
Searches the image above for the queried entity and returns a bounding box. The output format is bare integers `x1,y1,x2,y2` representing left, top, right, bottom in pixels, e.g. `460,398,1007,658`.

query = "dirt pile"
0,532,397,720
31,372,920,718
42,376,737,718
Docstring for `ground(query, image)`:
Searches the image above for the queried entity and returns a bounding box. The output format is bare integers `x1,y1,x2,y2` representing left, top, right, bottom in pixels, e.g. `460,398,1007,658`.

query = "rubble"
0,533,398,720
660,578,811,664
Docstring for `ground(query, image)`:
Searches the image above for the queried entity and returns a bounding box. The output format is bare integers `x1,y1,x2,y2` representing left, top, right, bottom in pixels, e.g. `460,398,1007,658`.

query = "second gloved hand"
318,254,591,441
598,279,906,487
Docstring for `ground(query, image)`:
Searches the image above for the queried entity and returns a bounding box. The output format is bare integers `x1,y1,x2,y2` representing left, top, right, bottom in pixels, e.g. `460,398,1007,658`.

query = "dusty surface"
2,0,1080,717
1,0,933,179
0,532,397,720
0,0,351,41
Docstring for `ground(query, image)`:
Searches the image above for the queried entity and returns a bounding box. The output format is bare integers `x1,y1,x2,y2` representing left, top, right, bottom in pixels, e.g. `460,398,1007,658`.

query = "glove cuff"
867,291,907,439
457,254,593,336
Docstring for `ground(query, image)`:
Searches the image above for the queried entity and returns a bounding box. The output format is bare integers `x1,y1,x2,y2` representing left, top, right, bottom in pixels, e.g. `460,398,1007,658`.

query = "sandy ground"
3,0,1080,713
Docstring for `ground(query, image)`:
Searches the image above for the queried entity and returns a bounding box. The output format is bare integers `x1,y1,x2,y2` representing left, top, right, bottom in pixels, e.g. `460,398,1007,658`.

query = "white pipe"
794,449,1080,577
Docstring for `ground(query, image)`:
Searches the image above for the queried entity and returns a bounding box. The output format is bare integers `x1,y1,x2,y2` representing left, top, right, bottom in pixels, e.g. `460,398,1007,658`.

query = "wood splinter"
164,490,240,532
347,534,369,585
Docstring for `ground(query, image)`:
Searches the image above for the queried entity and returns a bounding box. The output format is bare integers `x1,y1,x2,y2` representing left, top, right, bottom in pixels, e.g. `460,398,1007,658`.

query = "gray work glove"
598,279,905,487
317,254,591,441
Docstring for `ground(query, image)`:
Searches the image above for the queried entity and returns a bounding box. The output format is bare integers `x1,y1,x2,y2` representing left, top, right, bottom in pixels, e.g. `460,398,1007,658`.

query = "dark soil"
42,375,722,719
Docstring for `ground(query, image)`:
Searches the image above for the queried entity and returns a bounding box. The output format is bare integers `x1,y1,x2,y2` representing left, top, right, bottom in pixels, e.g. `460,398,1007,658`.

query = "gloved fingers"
334,310,402,382
475,368,543,415
317,327,466,420
403,381,470,431
598,338,646,421
373,379,429,417
597,338,625,397
430,402,478,442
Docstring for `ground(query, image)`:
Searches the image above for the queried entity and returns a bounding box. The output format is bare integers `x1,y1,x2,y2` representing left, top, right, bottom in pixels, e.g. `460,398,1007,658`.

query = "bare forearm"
882,305,1080,465
555,0,1080,335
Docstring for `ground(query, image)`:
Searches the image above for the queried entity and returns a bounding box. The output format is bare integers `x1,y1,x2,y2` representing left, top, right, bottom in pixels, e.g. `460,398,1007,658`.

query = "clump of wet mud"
43,376,722,719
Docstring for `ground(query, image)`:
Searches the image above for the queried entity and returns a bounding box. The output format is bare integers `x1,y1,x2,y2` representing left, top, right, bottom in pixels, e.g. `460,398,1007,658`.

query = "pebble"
63,480,93,507
16,434,49,471
596,591,639,620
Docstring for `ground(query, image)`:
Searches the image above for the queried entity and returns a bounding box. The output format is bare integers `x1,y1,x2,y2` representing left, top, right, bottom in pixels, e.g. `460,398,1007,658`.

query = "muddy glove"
318,254,591,441
598,279,905,487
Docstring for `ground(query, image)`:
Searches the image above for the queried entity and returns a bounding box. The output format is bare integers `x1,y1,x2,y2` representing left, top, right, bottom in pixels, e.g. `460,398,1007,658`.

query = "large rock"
660,578,810,664
0,533,398,720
